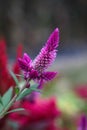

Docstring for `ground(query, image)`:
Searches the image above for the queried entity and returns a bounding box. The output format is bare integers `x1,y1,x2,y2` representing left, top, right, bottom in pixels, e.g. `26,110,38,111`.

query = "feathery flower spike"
18,28,59,87
33,28,59,73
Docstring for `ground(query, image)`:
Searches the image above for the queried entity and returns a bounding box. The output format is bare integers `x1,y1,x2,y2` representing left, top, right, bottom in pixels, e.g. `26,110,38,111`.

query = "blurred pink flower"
0,38,23,130
9,97,61,130
0,38,23,95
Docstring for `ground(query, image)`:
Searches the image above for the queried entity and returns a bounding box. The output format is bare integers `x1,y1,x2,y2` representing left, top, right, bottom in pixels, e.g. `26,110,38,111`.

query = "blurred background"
0,0,87,56
0,0,87,129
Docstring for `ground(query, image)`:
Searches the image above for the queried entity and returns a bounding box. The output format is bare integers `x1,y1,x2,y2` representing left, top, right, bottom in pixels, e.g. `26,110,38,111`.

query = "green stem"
0,80,29,119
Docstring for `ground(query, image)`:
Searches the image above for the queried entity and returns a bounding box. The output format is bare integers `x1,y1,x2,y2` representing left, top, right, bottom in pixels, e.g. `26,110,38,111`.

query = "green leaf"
16,88,32,100
16,84,41,100
9,70,19,86
2,87,13,107
0,104,3,113
0,95,3,106
30,85,42,92
6,108,25,114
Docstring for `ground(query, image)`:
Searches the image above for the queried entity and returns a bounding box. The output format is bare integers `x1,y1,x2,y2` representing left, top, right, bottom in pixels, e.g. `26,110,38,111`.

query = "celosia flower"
77,114,87,130
0,39,23,129
0,38,23,94
18,28,59,86
9,97,61,130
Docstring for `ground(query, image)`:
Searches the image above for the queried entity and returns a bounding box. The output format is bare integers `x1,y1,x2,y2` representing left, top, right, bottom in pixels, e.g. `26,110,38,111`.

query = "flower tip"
55,27,59,32
54,28,59,35
23,53,32,63
23,53,29,58
24,52,27,56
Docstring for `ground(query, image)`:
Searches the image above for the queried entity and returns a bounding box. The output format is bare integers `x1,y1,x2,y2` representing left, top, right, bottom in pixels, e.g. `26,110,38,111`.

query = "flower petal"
18,53,32,72
23,53,32,63
18,58,29,72
43,71,57,81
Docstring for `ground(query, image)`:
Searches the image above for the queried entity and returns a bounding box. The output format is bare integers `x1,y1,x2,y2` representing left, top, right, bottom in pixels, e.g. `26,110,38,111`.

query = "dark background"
0,0,87,58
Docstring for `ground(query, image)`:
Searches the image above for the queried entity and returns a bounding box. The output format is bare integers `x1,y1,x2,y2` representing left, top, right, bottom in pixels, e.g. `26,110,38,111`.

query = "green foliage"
2,87,13,107
16,84,41,100
6,108,25,114
0,87,13,113
9,70,19,86
0,95,3,106
0,102,3,113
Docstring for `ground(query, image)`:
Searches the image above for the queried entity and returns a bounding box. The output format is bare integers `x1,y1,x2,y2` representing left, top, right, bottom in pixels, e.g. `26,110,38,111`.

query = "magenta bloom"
77,114,87,130
9,97,61,130
18,28,59,86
